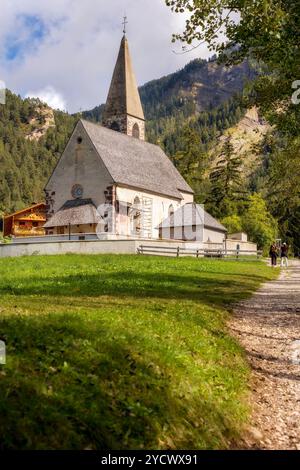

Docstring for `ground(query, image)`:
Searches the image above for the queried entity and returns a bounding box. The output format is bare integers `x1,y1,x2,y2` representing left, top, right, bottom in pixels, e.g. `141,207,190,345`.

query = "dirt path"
232,260,300,450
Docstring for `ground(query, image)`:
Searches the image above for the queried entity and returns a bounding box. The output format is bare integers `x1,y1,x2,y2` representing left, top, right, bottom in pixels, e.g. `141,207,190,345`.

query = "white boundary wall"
0,238,258,259
0,239,188,259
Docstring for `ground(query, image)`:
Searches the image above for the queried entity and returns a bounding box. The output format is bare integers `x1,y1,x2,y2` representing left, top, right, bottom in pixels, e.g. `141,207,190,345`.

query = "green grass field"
0,255,276,450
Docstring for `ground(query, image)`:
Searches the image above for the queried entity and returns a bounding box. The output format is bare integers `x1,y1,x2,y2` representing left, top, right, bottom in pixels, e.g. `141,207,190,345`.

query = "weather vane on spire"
122,15,128,35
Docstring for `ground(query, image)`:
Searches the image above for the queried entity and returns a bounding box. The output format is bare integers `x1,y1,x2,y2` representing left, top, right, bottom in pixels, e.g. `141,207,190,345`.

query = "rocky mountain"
141,58,256,115
213,107,270,176
25,104,55,142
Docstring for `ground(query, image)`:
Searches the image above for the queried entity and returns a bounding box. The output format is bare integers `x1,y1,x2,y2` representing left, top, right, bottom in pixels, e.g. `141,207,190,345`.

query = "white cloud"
25,85,67,110
0,0,212,113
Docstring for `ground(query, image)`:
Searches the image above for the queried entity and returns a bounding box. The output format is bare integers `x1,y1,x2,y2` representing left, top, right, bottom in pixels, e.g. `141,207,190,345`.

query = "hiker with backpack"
280,243,289,268
269,243,279,267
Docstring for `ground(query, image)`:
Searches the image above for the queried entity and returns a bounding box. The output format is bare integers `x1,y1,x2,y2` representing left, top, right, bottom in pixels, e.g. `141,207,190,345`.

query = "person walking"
280,242,289,268
269,242,278,267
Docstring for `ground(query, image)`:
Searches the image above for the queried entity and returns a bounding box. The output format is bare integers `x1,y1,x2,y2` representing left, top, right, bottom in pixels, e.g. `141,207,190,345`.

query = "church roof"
81,119,194,199
103,35,145,121
44,199,102,228
159,203,227,232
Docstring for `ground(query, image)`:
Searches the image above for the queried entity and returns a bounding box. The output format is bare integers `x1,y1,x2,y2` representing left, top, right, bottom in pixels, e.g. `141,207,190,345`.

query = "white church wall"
160,226,202,242
116,186,183,239
45,121,113,216
181,192,194,205
160,226,226,244
226,239,257,252
203,228,226,245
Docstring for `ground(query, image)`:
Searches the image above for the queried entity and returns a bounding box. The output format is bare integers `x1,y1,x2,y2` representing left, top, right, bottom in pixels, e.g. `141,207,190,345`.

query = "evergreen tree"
172,126,207,189
242,194,278,252
207,138,246,218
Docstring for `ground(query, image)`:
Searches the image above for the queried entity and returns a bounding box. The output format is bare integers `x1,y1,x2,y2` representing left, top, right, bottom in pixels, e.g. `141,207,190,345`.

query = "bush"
0,233,11,244
241,194,278,251
221,214,243,235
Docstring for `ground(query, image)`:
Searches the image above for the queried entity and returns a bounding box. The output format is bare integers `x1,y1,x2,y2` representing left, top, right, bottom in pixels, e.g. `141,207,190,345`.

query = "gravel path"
232,260,300,450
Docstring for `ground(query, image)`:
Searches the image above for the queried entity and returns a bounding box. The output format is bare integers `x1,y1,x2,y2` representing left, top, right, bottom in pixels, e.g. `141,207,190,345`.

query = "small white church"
44,33,227,245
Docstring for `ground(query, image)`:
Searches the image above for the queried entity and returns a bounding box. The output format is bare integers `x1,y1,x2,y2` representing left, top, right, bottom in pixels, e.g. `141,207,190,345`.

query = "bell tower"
102,20,145,140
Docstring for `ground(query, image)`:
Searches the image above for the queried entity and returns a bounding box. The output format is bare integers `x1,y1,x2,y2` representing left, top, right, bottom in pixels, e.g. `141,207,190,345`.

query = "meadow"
0,254,277,450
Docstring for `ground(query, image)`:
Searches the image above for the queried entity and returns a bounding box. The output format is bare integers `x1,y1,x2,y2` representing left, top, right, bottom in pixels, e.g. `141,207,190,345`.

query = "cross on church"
122,16,128,35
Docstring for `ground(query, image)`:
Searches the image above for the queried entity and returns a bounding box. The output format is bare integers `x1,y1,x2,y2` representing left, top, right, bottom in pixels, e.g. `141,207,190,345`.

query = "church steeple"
102,32,145,140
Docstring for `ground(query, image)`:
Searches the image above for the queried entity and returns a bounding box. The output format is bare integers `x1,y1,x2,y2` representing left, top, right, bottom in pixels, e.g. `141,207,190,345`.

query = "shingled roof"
159,203,227,232
81,119,194,199
44,199,102,228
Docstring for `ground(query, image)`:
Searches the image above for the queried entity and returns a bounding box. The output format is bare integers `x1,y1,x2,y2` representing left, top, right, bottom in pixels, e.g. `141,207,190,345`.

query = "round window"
71,184,84,199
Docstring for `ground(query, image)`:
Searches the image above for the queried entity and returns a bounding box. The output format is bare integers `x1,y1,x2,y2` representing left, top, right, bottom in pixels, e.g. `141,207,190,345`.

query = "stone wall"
0,237,259,259
203,228,226,245
103,114,145,141
0,239,186,259
127,115,145,141
226,238,258,252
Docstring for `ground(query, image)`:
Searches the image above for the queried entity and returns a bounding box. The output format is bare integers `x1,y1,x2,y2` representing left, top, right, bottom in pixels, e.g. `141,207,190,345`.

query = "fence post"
177,247,180,258
196,249,199,259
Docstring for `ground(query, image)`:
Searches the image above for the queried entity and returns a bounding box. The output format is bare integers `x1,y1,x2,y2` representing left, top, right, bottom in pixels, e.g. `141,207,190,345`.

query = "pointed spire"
103,33,145,140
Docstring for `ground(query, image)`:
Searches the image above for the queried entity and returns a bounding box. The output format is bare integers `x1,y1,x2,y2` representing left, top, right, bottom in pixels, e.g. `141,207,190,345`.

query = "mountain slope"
0,91,77,213
213,107,270,177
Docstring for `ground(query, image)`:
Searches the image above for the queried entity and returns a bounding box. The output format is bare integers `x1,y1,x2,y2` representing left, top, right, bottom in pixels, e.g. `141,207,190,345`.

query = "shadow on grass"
0,271,263,308
0,312,241,450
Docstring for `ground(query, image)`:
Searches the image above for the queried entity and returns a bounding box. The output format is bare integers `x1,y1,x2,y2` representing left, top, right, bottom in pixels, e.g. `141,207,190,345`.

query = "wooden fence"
137,245,263,260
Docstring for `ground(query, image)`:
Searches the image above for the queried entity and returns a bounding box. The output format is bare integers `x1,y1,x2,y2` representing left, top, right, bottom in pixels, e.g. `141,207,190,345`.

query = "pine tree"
208,138,246,218
172,126,207,189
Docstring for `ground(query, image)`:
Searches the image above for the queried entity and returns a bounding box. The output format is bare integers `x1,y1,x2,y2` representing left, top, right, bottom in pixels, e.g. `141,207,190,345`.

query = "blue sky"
0,0,212,113
5,15,47,61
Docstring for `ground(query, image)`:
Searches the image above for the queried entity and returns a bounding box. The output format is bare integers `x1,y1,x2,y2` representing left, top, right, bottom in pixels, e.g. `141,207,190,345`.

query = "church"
44,32,225,244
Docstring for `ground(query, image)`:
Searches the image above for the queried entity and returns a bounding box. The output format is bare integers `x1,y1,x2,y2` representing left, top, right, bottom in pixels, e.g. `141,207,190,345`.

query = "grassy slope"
0,255,276,450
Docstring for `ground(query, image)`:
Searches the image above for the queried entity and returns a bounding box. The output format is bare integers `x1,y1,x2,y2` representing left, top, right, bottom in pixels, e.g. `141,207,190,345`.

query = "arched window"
169,204,175,224
131,196,142,237
132,123,140,139
110,121,120,132
167,205,175,238
169,204,175,220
